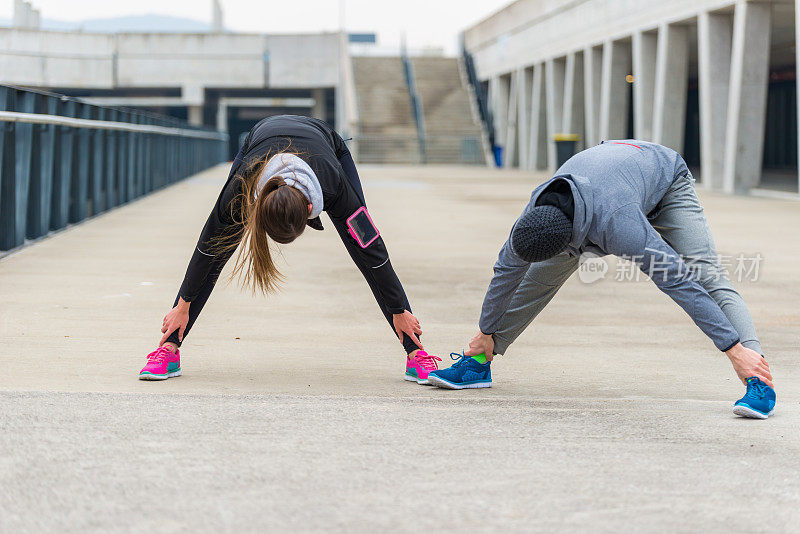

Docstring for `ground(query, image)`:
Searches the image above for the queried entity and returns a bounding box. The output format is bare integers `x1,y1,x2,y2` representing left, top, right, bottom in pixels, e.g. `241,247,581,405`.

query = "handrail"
0,84,228,252
460,43,495,150
0,111,228,140
400,45,427,164
0,83,197,126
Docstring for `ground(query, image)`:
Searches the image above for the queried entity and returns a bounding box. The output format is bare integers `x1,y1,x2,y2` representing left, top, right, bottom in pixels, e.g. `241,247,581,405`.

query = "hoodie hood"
256,153,324,220
529,175,594,257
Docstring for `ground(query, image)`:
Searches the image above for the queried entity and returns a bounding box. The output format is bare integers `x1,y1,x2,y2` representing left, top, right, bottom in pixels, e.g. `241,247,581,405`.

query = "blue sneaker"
733,377,776,419
427,353,492,389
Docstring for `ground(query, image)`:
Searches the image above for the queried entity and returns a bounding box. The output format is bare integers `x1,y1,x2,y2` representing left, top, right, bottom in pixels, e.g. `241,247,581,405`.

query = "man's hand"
726,343,773,387
392,310,423,350
160,298,191,346
465,330,494,360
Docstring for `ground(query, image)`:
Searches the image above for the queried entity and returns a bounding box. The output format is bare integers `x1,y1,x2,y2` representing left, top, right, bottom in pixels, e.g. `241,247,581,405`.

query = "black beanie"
510,205,572,262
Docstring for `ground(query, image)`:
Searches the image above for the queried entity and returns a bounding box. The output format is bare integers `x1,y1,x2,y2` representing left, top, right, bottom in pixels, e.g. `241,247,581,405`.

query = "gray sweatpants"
492,173,762,355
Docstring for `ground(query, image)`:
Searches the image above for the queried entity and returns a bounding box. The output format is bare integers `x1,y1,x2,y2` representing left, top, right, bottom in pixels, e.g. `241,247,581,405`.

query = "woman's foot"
139,346,181,380
404,350,442,385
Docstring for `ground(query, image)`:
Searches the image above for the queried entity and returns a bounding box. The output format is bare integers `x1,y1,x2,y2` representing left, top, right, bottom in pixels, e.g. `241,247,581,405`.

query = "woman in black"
138,115,438,380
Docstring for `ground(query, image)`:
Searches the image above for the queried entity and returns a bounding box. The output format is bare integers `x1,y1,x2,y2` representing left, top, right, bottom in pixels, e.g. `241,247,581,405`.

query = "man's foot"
404,351,442,385
427,352,492,389
139,346,181,380
733,377,776,419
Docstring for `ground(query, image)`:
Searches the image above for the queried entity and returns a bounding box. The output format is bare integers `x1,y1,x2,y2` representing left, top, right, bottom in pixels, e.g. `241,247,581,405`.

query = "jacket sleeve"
478,237,533,334
604,204,740,351
331,129,349,158
326,178,407,314
178,162,245,302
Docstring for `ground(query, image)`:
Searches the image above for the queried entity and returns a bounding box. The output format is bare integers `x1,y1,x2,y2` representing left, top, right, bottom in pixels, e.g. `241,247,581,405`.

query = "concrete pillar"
584,46,603,146
216,102,228,132
698,11,733,190
12,0,21,27
517,67,532,170
212,0,224,33
529,62,548,170
796,0,800,192
505,71,519,168
183,85,205,129
632,30,658,140
312,88,326,120
18,0,41,29
545,57,566,170
599,40,631,141
488,76,499,151
13,0,26,28
563,51,585,151
723,1,772,193
653,23,689,151
188,106,204,126
490,75,510,161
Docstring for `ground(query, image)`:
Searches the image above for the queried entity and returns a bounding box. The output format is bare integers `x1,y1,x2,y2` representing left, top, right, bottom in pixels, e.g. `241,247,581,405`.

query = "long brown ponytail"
216,152,309,295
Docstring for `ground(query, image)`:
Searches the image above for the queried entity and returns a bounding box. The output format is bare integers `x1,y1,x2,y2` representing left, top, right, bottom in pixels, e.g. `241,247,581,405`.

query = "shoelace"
146,347,172,363
414,352,442,371
748,379,767,398
449,352,471,367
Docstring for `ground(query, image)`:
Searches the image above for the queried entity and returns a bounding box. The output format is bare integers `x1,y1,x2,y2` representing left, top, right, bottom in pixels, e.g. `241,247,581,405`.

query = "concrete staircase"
411,57,486,164
352,57,421,164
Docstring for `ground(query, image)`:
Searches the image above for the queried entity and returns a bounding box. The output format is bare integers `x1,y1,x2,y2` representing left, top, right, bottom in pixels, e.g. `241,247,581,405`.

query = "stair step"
352,56,485,164
353,57,420,162
410,56,484,164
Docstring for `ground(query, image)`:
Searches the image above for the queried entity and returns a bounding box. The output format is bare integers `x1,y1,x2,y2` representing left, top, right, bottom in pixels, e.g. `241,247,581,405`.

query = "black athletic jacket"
177,115,408,316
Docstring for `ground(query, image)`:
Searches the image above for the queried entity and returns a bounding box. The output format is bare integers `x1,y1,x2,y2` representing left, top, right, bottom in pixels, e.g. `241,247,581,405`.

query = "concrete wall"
265,34,340,88
0,28,341,90
0,29,116,87
114,33,267,88
463,0,798,194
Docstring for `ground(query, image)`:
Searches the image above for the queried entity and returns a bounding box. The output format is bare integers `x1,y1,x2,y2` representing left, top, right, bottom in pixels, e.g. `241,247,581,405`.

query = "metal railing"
460,43,495,153
0,85,228,252
400,46,427,163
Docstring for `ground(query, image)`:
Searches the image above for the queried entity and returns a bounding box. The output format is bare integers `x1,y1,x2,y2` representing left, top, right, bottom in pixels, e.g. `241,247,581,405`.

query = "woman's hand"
392,310,423,350
726,343,773,387
159,298,191,346
465,330,495,360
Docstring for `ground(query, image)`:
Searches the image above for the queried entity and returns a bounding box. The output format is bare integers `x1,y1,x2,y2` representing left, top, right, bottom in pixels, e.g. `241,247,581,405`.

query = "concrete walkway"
1,164,798,532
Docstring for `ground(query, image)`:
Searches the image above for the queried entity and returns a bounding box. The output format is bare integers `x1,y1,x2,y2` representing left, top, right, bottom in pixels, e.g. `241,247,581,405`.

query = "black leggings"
167,147,419,355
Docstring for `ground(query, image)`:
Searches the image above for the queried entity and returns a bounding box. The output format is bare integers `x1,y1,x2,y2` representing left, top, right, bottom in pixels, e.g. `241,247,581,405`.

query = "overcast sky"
0,0,513,54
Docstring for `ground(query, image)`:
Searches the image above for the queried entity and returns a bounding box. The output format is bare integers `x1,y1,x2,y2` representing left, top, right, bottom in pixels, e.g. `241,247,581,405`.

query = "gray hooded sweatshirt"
479,140,740,352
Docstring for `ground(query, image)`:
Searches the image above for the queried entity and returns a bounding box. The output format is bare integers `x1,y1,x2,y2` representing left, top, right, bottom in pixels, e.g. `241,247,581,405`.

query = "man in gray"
426,140,776,418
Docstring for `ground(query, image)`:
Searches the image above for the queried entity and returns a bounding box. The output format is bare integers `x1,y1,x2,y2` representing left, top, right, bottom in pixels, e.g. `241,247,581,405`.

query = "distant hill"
0,13,216,33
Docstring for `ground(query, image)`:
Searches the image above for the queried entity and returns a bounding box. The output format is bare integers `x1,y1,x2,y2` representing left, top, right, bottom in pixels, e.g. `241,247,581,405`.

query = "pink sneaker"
139,346,181,380
404,351,442,385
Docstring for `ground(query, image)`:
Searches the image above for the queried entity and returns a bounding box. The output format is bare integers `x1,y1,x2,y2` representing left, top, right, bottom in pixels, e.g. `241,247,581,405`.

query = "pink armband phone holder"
346,206,380,249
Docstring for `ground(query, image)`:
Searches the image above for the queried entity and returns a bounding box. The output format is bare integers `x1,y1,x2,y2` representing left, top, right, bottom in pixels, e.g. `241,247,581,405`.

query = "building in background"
0,1,485,164
0,1,347,160
462,0,799,194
